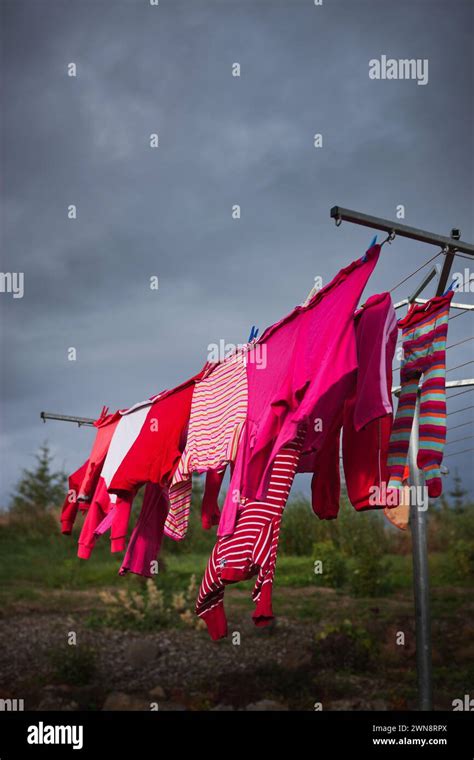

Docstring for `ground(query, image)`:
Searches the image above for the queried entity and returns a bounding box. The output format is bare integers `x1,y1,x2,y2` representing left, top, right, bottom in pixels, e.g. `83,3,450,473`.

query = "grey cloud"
1,0,472,506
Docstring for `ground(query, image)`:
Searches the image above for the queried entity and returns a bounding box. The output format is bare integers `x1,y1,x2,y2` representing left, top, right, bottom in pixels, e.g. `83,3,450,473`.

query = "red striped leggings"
196,430,304,640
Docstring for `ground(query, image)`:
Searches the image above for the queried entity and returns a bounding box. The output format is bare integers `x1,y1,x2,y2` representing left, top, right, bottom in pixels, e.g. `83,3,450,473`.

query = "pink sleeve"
110,496,134,553
60,460,89,534
217,433,246,537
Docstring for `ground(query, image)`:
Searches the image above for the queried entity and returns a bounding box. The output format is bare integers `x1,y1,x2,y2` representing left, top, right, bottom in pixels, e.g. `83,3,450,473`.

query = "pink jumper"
218,245,381,536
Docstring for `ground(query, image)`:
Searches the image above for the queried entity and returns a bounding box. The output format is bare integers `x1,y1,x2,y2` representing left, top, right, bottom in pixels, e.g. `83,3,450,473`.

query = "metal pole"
40,412,96,427
408,394,433,710
407,265,440,303
330,206,474,255
394,298,474,311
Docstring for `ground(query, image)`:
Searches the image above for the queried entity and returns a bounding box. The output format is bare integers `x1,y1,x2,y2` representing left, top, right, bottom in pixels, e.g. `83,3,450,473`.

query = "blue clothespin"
443,279,457,295
362,235,377,262
247,325,259,342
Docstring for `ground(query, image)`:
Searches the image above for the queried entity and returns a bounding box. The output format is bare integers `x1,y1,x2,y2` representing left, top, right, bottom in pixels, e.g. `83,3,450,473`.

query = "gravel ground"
0,606,386,711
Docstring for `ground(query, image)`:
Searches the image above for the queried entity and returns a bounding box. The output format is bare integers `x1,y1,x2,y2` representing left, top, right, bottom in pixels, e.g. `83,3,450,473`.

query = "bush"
10,443,67,517
329,505,391,558
95,575,206,632
313,619,377,672
4,511,59,539
49,644,97,686
313,541,348,588
280,496,333,555
442,539,474,582
347,553,392,598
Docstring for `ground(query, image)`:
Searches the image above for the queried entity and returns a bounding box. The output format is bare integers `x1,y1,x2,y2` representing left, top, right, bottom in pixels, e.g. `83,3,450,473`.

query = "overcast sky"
1,0,473,508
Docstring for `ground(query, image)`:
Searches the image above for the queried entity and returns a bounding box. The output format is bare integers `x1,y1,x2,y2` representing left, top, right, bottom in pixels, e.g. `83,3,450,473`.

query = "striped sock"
388,292,453,498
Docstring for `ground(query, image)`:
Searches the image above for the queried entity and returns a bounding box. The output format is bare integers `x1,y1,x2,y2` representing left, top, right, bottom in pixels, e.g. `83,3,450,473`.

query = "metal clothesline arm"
330,206,474,256
392,378,474,397
40,412,96,427
393,298,474,311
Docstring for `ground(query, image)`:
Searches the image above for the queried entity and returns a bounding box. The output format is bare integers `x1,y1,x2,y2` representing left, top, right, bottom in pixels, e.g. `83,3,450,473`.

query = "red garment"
311,292,397,518
201,469,225,529
60,460,89,534
77,408,121,502
119,483,169,577
77,478,133,559
108,372,205,497
196,431,304,640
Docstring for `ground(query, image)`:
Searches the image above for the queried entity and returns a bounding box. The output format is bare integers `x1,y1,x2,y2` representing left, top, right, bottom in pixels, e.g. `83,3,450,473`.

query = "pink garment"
218,245,381,537
311,291,398,518
77,478,133,559
60,459,89,534
119,483,169,577
352,292,397,431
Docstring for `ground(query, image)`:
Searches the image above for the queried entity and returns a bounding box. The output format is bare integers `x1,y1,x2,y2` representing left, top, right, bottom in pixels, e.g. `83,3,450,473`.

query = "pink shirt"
218,245,381,536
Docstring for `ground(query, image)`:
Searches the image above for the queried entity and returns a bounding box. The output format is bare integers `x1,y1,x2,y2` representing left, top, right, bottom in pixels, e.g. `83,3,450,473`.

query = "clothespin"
247,325,259,342
95,406,109,426
443,279,457,295
362,235,377,261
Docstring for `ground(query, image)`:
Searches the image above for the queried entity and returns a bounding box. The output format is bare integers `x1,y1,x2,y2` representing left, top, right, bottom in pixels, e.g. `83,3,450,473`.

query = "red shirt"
77,409,121,502
108,371,206,496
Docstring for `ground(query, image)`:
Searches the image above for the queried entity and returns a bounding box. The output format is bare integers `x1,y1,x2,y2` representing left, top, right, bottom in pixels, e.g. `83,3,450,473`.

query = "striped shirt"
165,347,249,540
196,430,305,639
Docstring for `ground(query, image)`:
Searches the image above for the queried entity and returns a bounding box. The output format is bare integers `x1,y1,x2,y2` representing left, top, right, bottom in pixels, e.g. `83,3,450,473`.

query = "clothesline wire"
388,251,443,293
448,404,474,416
449,308,472,321
446,336,474,350
446,360,474,373
447,388,474,399
445,447,474,458
450,251,474,262
446,434,474,445
448,420,473,431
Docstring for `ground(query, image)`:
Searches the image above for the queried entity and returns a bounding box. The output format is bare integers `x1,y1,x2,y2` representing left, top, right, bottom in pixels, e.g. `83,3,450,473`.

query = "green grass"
0,523,470,604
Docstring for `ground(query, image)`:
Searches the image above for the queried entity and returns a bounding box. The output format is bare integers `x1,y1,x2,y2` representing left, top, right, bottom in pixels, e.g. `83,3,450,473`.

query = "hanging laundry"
60,459,89,534
59,407,122,538
77,397,155,559
119,483,169,577
311,291,398,518
196,429,305,640
388,291,454,499
218,245,381,537
201,468,226,529
77,483,133,559
107,371,206,497
165,348,248,541
77,408,121,503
